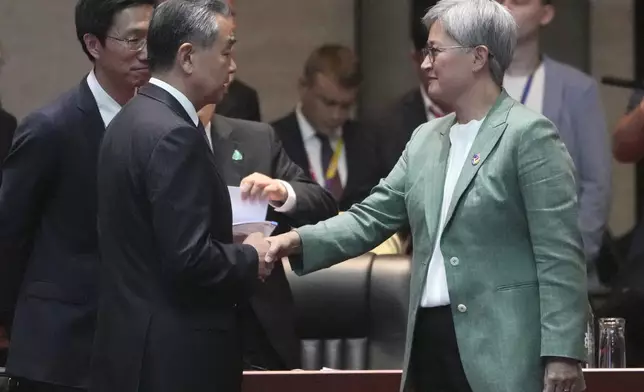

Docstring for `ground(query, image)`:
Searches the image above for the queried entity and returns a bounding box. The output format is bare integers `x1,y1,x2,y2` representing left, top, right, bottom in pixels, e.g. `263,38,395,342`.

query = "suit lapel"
541,57,563,125
281,113,311,175
424,122,452,246
442,92,514,228
76,78,106,152
210,115,244,186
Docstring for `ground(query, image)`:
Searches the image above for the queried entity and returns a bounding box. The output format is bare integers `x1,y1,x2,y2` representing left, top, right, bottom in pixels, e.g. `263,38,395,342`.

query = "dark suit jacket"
0,108,17,167
271,112,380,211
371,88,427,177
91,83,259,392
215,79,261,122
0,79,105,388
210,115,337,369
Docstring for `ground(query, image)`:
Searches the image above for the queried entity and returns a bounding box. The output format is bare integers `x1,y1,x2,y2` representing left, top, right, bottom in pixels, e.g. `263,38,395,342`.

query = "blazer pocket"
24,281,88,305
496,281,538,292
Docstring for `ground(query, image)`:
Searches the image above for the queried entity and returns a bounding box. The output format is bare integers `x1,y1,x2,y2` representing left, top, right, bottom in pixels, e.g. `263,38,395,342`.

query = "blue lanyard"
520,72,535,105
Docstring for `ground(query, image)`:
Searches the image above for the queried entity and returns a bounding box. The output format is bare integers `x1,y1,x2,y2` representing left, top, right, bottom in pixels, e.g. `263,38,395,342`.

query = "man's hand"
240,173,287,203
243,232,273,281
265,231,302,263
543,357,585,392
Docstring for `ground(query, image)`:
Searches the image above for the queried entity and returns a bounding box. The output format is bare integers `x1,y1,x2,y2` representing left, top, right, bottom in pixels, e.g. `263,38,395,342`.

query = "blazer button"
457,304,467,313
449,257,460,266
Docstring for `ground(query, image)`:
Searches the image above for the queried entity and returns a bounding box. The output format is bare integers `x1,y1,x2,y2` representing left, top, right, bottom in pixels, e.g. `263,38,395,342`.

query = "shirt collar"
149,77,199,127
86,69,121,127
295,103,342,141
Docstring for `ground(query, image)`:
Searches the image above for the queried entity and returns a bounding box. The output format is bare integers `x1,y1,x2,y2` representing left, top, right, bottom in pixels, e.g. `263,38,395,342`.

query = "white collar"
86,69,121,127
295,103,342,141
149,77,199,127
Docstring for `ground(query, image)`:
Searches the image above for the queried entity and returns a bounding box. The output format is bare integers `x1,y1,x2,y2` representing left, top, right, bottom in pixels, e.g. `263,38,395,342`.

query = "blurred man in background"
272,44,380,211
499,0,612,292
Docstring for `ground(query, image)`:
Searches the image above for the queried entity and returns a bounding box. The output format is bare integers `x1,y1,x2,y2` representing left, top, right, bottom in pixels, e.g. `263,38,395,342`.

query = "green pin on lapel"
232,149,243,161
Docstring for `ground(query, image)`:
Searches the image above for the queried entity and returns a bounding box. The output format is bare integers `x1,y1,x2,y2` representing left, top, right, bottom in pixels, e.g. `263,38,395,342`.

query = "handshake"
242,231,302,281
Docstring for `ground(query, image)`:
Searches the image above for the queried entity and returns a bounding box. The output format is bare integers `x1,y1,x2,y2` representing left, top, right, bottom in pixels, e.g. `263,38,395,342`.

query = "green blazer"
292,92,588,392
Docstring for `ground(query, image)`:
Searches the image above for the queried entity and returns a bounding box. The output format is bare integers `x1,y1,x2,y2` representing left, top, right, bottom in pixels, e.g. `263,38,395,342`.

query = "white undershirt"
420,117,483,308
503,62,545,114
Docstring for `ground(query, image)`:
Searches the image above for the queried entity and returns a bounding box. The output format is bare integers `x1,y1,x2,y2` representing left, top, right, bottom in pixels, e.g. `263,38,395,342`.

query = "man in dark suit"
369,0,449,177
0,1,154,391
272,44,380,211
216,78,261,121
198,103,337,370
91,2,272,392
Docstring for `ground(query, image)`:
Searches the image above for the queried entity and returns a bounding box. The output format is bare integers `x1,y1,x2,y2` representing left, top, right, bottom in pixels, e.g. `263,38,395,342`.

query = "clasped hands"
238,172,298,281
243,231,302,281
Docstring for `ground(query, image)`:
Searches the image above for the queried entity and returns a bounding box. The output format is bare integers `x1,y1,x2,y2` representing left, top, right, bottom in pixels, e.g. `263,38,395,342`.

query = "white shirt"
419,84,446,122
503,62,545,114
86,70,121,127
202,121,297,213
420,117,483,308
149,77,199,126
295,105,347,188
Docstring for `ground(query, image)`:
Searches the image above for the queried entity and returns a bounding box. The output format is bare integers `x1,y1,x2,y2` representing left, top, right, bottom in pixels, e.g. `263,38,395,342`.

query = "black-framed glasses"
106,35,147,52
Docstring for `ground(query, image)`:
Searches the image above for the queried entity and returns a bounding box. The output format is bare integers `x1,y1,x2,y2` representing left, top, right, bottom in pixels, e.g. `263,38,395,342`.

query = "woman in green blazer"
264,1,588,391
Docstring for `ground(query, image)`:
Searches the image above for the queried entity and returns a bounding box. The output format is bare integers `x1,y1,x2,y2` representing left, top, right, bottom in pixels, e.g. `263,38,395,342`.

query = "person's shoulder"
545,57,597,90
228,79,258,97
217,114,272,139
270,111,298,135
0,107,17,130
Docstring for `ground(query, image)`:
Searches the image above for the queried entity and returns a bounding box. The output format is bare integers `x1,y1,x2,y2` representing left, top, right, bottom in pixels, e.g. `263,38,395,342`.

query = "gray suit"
542,57,612,264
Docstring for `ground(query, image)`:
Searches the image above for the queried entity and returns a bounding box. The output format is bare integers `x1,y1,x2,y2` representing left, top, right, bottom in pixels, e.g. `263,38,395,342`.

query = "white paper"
233,221,278,238
227,186,269,224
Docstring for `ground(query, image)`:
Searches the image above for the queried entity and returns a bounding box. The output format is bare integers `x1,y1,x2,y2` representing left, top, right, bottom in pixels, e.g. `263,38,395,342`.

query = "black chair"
284,253,411,370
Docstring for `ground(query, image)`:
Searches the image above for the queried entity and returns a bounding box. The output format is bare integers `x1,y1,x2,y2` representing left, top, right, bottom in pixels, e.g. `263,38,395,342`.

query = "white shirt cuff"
270,180,297,213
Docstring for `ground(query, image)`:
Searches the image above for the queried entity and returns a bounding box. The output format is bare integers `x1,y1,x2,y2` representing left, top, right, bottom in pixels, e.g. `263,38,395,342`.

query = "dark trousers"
8,379,84,392
240,304,286,371
411,306,473,392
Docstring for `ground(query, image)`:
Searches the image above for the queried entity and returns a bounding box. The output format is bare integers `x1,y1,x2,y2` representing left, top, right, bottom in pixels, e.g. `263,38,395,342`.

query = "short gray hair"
148,0,231,72
422,0,517,87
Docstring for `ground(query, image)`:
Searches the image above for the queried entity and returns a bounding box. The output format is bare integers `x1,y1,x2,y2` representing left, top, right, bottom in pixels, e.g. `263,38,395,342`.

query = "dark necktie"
315,133,344,201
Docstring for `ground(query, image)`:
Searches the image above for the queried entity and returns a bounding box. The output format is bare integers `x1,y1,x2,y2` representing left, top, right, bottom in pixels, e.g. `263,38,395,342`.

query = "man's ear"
83,33,102,61
177,42,195,74
540,4,555,28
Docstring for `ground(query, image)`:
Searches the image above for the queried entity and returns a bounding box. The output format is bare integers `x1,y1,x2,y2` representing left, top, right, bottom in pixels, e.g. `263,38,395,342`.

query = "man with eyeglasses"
498,0,612,294
0,1,154,391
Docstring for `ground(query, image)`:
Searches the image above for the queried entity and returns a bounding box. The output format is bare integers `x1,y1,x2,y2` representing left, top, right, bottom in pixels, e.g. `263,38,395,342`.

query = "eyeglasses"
421,45,494,63
421,45,470,62
106,36,147,52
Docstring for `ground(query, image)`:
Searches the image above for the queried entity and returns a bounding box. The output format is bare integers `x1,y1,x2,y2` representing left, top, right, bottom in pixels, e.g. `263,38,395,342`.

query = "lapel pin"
232,149,243,161
471,153,481,166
